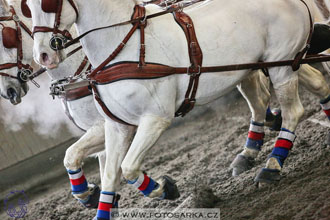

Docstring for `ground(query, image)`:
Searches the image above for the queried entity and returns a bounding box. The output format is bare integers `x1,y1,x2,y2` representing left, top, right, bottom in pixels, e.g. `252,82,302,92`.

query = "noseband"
32,0,79,51
0,6,36,84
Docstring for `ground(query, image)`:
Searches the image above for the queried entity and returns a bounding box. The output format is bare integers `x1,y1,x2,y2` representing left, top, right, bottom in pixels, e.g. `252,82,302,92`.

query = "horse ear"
41,0,59,13
2,27,18,49
21,0,32,18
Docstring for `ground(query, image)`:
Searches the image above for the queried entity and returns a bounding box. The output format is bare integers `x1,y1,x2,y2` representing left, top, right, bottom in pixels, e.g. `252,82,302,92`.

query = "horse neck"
74,0,139,67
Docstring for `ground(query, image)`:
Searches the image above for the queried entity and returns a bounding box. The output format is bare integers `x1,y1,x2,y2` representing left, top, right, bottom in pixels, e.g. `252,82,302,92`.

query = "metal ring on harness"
17,68,33,83
187,65,201,77
50,35,67,51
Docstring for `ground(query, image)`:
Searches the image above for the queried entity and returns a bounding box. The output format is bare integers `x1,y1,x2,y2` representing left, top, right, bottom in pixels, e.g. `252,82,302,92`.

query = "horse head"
27,0,78,69
0,1,34,105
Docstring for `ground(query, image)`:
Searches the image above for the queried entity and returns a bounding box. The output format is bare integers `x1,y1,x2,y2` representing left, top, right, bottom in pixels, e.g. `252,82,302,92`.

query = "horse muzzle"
7,87,21,105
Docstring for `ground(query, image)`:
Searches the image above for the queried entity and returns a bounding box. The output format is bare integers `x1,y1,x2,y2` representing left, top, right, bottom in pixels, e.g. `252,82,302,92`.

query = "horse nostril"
41,53,49,63
7,87,17,99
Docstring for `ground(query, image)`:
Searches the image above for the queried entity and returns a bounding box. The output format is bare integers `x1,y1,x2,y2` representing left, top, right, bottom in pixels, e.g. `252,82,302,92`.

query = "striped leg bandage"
269,128,296,167
127,172,159,197
320,95,330,120
245,121,265,151
67,168,88,194
96,192,118,220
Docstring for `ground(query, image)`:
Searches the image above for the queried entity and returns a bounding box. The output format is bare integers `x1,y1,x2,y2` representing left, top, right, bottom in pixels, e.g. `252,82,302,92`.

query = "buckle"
13,15,20,22
187,65,201,77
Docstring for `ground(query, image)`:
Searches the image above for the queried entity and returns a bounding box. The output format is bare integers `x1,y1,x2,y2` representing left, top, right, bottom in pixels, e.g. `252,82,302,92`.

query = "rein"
60,0,206,49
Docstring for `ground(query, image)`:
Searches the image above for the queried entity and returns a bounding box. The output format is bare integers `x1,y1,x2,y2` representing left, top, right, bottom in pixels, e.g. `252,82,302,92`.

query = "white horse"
26,0,330,219
28,0,328,218
232,0,330,176
0,0,283,212
0,0,272,210
0,0,107,209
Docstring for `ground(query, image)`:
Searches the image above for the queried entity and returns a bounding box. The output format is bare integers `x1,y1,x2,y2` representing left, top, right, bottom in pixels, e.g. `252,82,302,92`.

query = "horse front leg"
255,70,304,183
121,115,180,200
98,150,106,185
230,71,271,176
95,120,135,220
64,121,105,209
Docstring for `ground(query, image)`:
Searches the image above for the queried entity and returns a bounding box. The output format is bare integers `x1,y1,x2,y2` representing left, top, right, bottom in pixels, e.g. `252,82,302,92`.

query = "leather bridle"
32,0,78,51
0,6,37,84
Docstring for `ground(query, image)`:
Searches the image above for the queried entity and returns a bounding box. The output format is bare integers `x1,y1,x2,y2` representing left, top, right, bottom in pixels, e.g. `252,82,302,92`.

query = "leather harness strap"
90,5,203,123
292,0,314,71
172,8,203,117
64,56,92,102
89,5,147,126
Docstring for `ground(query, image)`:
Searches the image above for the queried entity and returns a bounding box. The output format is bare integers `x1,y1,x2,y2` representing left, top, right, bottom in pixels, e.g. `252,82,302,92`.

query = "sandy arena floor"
1,75,329,220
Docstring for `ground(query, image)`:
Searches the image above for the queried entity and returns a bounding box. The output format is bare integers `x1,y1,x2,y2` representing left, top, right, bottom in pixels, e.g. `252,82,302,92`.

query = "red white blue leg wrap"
320,95,330,120
67,168,88,194
96,191,117,220
269,128,296,167
127,172,159,197
245,121,265,151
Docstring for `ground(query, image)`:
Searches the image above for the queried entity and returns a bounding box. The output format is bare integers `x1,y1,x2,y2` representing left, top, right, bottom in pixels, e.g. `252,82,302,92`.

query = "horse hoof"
80,184,101,209
230,154,254,177
325,132,330,146
254,168,281,184
162,175,180,200
266,108,282,131
113,194,121,208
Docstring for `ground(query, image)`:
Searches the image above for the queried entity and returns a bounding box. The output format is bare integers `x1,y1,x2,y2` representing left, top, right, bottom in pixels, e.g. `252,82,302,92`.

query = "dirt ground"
0,74,330,220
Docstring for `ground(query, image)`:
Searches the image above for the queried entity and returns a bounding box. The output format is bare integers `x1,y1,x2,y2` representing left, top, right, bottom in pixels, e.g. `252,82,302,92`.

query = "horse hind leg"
255,67,304,183
230,70,271,176
298,64,330,144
